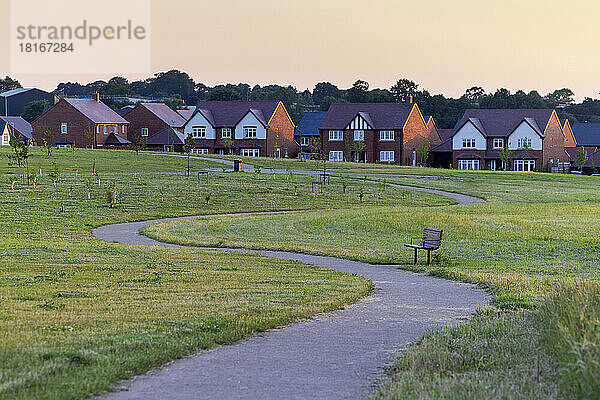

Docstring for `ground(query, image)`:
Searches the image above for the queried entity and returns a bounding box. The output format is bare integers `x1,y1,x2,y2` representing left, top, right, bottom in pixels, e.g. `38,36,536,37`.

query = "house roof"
189,101,280,127
0,116,32,139
104,132,132,145
452,109,555,138
320,103,415,130
139,103,186,127
147,127,185,145
431,138,452,152
115,108,132,118
295,111,327,136
438,129,453,143
571,123,600,147
0,88,34,97
177,109,195,121
63,98,129,124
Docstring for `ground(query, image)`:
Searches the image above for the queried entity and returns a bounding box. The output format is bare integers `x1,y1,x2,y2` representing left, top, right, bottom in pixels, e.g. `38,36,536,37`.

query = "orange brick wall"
267,102,299,157
402,105,429,165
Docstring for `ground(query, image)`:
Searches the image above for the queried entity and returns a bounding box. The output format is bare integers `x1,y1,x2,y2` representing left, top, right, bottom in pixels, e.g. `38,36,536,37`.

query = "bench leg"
414,248,418,264
427,250,431,265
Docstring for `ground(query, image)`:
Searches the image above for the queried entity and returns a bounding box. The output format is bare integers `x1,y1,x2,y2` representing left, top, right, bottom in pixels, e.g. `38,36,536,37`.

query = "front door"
489,159,496,171
412,150,417,166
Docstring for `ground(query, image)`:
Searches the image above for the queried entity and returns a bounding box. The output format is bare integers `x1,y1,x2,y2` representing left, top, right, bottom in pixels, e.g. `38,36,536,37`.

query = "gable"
507,120,543,150
345,113,373,130
452,120,486,150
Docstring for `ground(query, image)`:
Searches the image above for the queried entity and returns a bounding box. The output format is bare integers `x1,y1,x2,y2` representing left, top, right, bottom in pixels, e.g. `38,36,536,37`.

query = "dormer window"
244,126,257,138
493,138,504,149
462,138,476,148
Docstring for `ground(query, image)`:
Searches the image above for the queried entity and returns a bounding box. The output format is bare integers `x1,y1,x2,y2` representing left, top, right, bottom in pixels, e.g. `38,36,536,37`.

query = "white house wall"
183,112,217,139
235,113,267,139
452,122,486,150
507,121,543,150
1,125,10,146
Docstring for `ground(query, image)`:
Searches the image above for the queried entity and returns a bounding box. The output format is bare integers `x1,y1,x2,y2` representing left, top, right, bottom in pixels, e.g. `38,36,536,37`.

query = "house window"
192,126,206,139
96,125,100,134
61,123,67,135
329,130,343,141
300,136,310,146
191,148,209,154
517,137,532,149
493,138,504,149
380,130,394,141
114,125,119,134
241,148,260,157
550,138,553,147
329,151,343,162
244,126,257,138
141,128,149,137
222,128,232,138
380,151,395,162
354,130,364,141
462,138,476,148
103,126,108,135
458,159,480,170
514,159,536,172
2,133,9,145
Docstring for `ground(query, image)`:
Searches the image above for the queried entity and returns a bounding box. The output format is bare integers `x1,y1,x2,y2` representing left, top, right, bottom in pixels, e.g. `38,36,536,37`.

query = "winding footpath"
93,157,488,400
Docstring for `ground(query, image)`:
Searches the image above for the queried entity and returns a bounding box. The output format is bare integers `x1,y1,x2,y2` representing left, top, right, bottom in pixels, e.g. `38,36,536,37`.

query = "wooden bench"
404,227,443,264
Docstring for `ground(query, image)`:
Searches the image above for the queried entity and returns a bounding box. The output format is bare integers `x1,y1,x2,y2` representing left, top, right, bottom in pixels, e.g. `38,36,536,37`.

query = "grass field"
0,147,453,400
144,159,600,399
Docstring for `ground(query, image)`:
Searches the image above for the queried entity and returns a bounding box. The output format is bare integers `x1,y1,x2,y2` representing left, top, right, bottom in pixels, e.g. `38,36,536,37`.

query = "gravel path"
92,156,488,399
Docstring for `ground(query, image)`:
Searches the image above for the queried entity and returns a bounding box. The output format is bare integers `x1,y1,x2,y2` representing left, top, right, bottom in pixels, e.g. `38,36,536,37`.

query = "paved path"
93,157,488,399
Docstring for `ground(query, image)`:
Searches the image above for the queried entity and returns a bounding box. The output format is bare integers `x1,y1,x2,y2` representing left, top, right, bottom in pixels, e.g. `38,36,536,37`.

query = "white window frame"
241,148,260,157
103,125,108,135
462,138,476,148
354,130,365,141
329,151,343,162
300,136,310,146
380,130,394,141
61,123,67,135
493,138,504,149
114,125,119,134
458,159,480,170
517,137,532,149
191,148,209,154
380,150,394,162
141,127,149,137
329,130,343,141
2,133,9,144
514,159,535,172
192,126,206,139
244,126,257,138
221,128,232,139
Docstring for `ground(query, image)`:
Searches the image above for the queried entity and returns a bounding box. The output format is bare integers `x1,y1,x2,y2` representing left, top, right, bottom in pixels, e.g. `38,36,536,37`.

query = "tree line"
3,73,600,128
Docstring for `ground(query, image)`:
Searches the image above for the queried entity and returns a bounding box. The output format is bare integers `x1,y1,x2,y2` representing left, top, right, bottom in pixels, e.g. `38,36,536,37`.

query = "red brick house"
180,101,298,157
319,102,429,165
451,109,568,171
125,103,186,144
423,115,442,146
32,95,129,148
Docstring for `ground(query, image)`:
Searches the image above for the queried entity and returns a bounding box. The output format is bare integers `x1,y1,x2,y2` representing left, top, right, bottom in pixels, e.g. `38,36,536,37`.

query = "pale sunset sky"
0,0,598,99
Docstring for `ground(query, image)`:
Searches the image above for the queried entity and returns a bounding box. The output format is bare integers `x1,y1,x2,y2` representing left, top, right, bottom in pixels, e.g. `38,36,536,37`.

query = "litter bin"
233,159,243,172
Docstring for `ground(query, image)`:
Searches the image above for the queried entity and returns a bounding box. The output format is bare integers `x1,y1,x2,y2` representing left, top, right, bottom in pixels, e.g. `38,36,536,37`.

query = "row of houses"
4,90,600,172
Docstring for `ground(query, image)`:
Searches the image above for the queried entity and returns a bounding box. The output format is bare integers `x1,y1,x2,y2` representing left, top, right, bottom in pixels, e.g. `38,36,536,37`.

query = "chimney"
94,92,100,102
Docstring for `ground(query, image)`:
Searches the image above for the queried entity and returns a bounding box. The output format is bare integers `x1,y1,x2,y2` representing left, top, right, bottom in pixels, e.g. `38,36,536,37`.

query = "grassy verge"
142,166,600,399
1,147,456,399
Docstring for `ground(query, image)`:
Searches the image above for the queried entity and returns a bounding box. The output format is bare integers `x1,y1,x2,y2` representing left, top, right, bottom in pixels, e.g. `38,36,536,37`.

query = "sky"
0,0,598,100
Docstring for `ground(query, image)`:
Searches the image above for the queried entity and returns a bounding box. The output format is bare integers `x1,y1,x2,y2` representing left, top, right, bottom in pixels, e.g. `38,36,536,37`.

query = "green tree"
546,88,575,107
346,80,370,103
41,125,54,156
320,96,347,111
312,82,342,105
418,138,430,166
0,76,21,91
500,147,512,171
7,131,30,184
22,100,50,122
576,147,588,171
182,133,196,176
390,79,419,102
208,88,243,101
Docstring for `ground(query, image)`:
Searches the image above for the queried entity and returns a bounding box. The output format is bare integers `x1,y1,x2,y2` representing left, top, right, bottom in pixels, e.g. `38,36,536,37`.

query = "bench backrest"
421,227,443,249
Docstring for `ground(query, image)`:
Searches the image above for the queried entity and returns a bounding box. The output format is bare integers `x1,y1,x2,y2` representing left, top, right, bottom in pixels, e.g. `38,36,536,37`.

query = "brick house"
423,115,442,146
125,103,186,144
180,101,298,157
319,102,429,165
294,111,327,157
32,94,129,148
451,109,568,171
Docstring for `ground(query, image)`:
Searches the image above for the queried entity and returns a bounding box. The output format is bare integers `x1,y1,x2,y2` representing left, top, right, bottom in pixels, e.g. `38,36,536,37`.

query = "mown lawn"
144,160,600,399
0,147,450,400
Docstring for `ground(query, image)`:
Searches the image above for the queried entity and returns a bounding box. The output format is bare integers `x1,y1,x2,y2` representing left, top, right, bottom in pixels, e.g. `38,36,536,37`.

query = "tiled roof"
177,109,195,121
140,103,186,127
571,123,600,147
0,116,32,139
320,103,415,130
452,109,554,138
190,101,280,127
63,98,128,124
147,127,185,145
295,111,327,136
437,129,453,143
